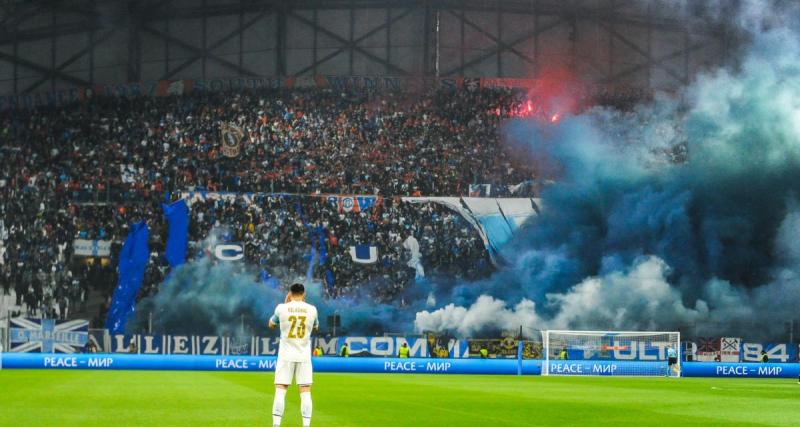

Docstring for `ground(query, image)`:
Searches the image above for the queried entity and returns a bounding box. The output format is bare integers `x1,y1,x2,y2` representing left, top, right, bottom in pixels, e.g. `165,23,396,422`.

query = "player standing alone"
269,283,319,427
666,345,679,377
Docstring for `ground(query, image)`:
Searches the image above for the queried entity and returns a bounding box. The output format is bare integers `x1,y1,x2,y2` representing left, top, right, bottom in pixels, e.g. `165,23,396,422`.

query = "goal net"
542,330,680,376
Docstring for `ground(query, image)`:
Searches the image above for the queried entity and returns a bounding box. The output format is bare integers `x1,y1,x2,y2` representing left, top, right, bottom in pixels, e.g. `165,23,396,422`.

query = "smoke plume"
417,15,800,340
135,1,800,340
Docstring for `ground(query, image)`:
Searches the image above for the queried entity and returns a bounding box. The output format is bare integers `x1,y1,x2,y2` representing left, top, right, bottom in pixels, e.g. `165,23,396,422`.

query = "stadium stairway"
69,288,108,327
0,291,21,323
0,287,113,329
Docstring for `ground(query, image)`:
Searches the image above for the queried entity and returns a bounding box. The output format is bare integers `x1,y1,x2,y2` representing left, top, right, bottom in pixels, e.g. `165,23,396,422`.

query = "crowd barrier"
1,354,799,378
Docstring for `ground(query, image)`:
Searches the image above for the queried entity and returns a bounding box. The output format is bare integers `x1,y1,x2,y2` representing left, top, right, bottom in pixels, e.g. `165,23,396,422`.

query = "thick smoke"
135,2,800,340
131,229,427,336
417,20,800,340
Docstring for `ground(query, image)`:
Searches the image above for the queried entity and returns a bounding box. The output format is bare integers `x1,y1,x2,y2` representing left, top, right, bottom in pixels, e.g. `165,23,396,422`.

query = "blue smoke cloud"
131,228,433,336
417,25,800,339
136,3,800,341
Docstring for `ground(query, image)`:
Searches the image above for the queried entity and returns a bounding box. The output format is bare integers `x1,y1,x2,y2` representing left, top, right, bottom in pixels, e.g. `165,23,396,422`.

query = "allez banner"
108,335,468,358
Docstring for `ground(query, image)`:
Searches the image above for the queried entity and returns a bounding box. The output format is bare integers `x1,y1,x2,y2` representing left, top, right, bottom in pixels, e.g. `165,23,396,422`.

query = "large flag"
9,318,88,353
349,245,378,264
163,199,189,268
105,221,150,334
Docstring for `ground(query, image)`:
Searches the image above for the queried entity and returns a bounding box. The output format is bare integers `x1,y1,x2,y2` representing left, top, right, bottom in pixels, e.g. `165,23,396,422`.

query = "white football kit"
271,300,318,385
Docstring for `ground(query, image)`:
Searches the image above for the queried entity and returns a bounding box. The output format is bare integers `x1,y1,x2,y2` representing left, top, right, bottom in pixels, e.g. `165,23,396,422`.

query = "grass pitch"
1,370,798,426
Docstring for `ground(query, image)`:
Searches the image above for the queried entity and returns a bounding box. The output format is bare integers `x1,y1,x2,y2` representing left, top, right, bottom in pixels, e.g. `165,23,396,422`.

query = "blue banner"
682,362,800,378
162,199,189,268
0,353,541,375
740,342,799,363
105,222,150,334
2,354,799,378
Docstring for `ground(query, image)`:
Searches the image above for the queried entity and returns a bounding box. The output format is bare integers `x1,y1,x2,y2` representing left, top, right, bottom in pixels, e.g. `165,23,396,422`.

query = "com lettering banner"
337,336,450,358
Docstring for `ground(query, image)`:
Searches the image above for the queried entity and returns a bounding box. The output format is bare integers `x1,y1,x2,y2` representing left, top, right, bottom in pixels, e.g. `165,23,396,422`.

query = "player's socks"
300,391,312,427
272,388,287,426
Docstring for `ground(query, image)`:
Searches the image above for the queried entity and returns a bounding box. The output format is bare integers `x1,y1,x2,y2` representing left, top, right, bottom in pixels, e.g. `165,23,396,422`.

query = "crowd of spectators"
0,84,648,324
185,194,488,304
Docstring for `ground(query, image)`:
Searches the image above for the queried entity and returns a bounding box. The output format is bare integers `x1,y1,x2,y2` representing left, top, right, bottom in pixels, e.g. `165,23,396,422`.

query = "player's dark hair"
290,283,305,295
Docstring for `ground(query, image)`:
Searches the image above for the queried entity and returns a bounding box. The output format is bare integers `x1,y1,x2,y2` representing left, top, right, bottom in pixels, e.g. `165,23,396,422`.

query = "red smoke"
508,67,585,124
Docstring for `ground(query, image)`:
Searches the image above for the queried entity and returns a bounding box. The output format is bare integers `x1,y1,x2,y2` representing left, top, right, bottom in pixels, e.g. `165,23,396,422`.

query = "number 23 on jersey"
288,315,307,338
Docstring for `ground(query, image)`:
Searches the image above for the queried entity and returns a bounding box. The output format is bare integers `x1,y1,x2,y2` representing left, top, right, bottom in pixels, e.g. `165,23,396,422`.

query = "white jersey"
272,301,318,362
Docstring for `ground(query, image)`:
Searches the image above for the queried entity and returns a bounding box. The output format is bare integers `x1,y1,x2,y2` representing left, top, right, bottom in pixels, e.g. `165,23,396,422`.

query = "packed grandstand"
0,84,645,328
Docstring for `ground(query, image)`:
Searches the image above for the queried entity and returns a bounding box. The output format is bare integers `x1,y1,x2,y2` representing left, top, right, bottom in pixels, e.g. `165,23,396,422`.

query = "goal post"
0,324,6,370
542,330,681,377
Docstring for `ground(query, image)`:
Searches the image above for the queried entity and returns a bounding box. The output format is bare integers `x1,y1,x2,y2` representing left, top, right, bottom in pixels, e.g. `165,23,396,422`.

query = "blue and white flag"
9,318,88,353
72,239,111,257
349,245,378,264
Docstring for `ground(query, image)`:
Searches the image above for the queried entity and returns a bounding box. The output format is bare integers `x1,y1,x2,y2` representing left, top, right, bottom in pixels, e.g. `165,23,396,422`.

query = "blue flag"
162,199,189,268
105,222,149,334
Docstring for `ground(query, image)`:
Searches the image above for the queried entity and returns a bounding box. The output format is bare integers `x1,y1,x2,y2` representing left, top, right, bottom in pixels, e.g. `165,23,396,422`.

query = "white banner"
72,239,111,257
720,337,741,362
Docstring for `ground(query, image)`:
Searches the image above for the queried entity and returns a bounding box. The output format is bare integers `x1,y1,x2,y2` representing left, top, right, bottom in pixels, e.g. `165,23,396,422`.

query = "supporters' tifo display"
4,0,800,426
0,85,554,328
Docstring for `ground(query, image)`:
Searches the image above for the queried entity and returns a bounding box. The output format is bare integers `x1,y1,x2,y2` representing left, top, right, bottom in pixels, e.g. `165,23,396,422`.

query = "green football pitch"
1,370,798,426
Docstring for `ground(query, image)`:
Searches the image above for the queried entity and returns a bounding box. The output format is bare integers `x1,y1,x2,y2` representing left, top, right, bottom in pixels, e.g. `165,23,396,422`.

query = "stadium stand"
0,86,645,326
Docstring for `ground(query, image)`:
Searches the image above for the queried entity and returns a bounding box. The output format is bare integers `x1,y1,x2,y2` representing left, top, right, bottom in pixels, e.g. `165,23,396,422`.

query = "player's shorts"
668,357,678,366
274,359,313,385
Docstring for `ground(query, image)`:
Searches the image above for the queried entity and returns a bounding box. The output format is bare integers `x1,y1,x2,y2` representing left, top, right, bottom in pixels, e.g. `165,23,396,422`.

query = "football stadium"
1,0,800,425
